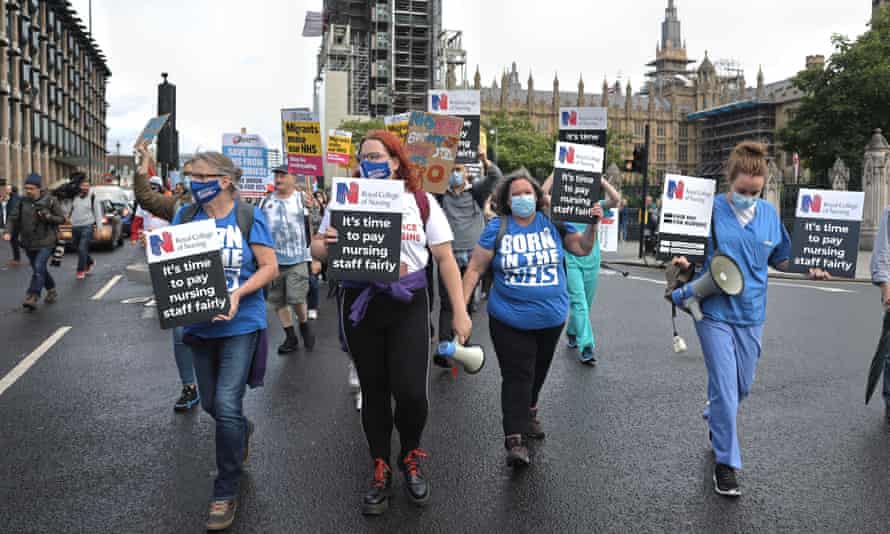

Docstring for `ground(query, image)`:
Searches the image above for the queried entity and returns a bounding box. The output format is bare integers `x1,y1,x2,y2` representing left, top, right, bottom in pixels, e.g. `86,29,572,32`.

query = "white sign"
559,107,608,131
145,219,221,264
330,178,405,214
281,109,316,122
428,90,481,115
658,174,716,239
599,206,619,252
553,142,605,173
222,132,270,198
795,188,864,221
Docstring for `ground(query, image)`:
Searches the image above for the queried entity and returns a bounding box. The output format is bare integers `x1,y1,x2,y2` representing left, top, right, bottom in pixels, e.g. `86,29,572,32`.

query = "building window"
679,123,689,138
657,144,666,162
634,122,643,137
679,144,688,162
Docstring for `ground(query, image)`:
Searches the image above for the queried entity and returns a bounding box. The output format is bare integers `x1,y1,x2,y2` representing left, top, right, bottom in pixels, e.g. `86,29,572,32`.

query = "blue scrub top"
698,195,791,327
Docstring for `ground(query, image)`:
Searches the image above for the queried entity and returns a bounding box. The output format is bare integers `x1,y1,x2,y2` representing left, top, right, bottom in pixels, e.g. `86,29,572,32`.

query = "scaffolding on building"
436,30,467,89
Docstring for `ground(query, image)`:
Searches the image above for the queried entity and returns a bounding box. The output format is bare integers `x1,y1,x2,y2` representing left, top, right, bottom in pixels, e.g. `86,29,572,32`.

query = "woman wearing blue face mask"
461,170,602,467
671,142,829,498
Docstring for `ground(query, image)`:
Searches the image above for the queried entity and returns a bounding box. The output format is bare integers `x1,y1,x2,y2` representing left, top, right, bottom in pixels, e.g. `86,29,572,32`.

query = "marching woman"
311,130,471,516
461,170,602,467
671,142,829,497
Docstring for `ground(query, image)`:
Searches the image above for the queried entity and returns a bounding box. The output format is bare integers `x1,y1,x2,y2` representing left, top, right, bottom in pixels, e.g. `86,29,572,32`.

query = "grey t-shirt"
70,194,102,227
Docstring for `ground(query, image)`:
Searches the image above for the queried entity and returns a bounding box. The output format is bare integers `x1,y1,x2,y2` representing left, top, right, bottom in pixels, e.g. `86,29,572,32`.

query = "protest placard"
558,107,608,149
599,205,619,252
281,109,323,176
221,133,269,199
405,111,463,194
550,142,604,224
327,178,404,282
326,130,353,166
145,219,229,329
384,113,411,143
656,174,716,263
134,114,170,147
429,90,481,164
789,188,864,278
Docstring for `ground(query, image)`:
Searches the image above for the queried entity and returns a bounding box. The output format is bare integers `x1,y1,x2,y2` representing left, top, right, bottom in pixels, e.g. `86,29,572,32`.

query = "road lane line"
628,275,666,285
771,282,856,294
91,274,122,301
0,326,72,397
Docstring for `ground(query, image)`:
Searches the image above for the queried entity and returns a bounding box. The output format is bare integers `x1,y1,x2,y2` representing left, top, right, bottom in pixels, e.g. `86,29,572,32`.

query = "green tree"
482,112,556,179
337,118,385,145
778,8,890,186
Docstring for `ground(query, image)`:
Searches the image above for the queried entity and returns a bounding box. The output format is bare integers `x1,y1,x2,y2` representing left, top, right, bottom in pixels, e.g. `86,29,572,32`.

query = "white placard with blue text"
222,133,270,199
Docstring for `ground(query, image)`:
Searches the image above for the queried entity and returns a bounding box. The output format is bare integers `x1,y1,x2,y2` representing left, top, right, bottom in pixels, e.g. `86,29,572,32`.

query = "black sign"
558,129,607,149
550,168,602,224
657,233,708,263
328,211,402,282
149,251,230,329
456,116,480,164
789,219,860,278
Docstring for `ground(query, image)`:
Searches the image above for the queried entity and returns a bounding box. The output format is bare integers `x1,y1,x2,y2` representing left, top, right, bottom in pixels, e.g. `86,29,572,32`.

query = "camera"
51,241,65,267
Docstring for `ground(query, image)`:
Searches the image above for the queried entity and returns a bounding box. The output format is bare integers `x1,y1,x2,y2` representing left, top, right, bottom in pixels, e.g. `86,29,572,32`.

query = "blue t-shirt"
699,195,791,326
479,212,577,330
172,203,275,339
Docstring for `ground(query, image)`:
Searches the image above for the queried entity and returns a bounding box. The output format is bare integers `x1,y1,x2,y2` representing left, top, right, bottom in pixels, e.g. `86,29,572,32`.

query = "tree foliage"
778,8,890,185
336,118,386,150
482,112,556,180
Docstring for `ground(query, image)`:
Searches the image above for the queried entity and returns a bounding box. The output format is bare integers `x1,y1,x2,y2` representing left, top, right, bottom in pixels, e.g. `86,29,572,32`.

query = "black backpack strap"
235,201,255,242
710,207,719,254
495,215,509,254
179,203,201,224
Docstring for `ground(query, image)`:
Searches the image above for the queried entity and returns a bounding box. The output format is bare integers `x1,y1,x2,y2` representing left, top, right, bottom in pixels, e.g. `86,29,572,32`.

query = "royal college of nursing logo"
561,110,578,127
558,145,576,165
801,194,822,213
431,94,449,111
336,181,360,205
667,179,685,200
149,232,174,257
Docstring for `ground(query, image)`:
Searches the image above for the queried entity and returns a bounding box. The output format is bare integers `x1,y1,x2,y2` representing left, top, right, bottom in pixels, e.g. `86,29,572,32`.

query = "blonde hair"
725,141,768,182
190,151,243,192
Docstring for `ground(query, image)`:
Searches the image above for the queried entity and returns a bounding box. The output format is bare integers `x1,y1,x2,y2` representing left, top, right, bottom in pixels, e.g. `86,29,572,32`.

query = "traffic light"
625,145,648,173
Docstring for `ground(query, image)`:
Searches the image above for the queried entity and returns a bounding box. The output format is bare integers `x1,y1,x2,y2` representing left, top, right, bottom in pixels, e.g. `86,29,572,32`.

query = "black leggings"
489,315,564,436
343,287,431,463
437,263,473,343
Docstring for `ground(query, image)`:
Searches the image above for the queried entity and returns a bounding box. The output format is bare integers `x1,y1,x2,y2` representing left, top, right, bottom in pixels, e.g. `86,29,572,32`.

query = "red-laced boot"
399,449,430,505
361,459,392,516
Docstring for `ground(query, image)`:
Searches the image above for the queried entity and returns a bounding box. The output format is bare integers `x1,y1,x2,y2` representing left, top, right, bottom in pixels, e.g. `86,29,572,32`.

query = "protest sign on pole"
281,109,323,176
384,113,411,143
405,111,463,194
326,130,353,166
788,188,865,278
550,142,604,224
145,220,229,329
558,107,608,149
599,205,619,252
327,178,404,282
221,133,269,199
428,90,481,164
656,174,716,263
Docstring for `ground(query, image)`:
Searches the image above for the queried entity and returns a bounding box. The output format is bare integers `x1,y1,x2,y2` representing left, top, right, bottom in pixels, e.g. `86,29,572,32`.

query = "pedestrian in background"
68,178,103,280
4,183,22,266
869,204,890,424
461,170,601,467
3,174,65,311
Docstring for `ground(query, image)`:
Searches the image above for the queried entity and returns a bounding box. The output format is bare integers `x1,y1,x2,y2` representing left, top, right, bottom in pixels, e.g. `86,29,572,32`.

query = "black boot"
278,326,299,354
299,321,316,351
361,459,392,516
505,435,530,467
526,407,545,439
399,449,430,505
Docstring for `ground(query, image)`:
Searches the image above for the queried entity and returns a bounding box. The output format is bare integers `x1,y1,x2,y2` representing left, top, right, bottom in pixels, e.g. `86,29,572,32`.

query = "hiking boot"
206,499,237,531
277,336,299,354
173,385,199,412
505,435,530,467
361,459,392,516
44,288,58,304
713,464,741,497
22,294,38,311
567,334,578,349
243,419,255,463
299,322,316,351
399,449,430,505
526,407,545,439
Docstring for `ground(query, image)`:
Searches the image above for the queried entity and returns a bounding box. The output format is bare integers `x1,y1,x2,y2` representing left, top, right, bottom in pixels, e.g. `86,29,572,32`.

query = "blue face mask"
731,191,758,210
191,179,223,205
449,171,464,188
360,160,392,180
511,194,536,218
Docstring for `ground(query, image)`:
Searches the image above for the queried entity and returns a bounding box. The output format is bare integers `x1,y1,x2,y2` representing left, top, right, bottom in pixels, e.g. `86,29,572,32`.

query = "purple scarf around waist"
342,268,428,325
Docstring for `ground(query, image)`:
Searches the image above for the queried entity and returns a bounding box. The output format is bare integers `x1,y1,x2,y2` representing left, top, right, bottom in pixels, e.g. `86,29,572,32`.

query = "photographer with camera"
3,174,66,311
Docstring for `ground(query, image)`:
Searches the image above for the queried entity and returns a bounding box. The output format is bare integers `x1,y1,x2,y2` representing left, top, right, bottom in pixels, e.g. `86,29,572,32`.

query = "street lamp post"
489,128,498,164
116,141,121,186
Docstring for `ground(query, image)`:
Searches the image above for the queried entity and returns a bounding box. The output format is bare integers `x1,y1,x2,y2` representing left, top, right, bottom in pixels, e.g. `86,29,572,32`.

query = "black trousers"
343,287,431,463
437,263,473,343
489,315,564,436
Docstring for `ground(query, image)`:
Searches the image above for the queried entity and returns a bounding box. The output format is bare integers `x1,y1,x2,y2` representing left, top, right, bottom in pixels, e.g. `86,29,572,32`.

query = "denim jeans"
172,327,196,386
26,248,54,296
190,332,258,500
9,230,20,261
307,272,320,310
71,225,94,272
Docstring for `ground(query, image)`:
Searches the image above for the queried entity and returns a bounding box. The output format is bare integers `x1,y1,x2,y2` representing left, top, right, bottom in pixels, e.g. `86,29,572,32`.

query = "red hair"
354,129,421,192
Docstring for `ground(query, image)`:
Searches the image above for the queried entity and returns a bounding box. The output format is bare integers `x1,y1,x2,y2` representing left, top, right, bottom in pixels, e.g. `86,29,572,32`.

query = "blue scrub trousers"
696,317,763,470
565,253,600,354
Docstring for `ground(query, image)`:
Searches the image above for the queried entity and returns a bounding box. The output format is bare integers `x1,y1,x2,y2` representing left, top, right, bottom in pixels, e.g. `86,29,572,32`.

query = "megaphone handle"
686,299,704,322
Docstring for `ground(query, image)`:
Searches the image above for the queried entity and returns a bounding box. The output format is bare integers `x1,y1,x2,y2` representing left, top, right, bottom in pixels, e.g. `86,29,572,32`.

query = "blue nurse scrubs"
695,194,791,470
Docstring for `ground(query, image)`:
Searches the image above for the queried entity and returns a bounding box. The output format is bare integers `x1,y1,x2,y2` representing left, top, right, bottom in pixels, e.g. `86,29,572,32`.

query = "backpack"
413,190,430,227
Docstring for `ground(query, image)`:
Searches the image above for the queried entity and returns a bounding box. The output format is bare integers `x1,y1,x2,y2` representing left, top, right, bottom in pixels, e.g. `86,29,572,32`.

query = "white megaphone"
436,341,486,374
672,254,745,322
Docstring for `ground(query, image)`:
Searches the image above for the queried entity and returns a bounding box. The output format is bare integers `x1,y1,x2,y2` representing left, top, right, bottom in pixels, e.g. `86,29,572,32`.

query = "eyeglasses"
187,172,226,181
360,152,390,162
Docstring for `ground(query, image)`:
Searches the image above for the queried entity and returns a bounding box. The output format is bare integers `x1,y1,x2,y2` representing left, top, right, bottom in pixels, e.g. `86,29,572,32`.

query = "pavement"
0,242,888,533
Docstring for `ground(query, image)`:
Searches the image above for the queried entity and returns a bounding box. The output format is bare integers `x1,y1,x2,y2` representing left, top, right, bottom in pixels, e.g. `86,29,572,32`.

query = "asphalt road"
0,243,888,533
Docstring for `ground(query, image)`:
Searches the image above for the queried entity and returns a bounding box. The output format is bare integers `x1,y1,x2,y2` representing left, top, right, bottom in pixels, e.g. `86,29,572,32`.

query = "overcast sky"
73,0,873,156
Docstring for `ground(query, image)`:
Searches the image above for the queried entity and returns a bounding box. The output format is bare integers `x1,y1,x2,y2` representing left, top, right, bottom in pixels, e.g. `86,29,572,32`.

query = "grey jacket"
6,193,66,250
439,163,503,252
871,206,890,284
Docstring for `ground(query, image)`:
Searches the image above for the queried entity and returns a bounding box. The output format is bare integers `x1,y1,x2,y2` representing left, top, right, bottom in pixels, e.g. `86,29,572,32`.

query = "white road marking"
91,275,122,301
121,296,153,304
771,282,856,294
0,326,72,397
628,275,666,285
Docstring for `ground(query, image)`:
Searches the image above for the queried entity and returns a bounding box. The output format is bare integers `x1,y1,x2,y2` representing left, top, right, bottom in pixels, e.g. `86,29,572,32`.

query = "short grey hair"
189,151,243,191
